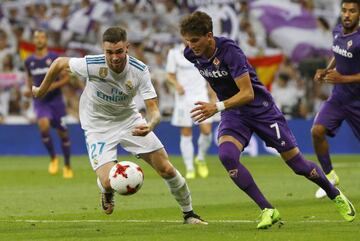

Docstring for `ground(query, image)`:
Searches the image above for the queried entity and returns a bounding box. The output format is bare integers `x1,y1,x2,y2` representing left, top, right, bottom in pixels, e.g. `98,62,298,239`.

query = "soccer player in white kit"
32,26,207,224
166,43,214,179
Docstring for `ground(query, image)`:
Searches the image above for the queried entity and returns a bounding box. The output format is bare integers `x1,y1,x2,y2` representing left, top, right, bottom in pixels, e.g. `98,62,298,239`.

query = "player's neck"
35,48,48,58
343,23,359,35
109,62,126,74
204,38,217,59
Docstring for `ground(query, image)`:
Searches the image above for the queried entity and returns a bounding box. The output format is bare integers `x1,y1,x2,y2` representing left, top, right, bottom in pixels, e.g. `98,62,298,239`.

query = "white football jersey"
166,43,208,100
69,54,157,131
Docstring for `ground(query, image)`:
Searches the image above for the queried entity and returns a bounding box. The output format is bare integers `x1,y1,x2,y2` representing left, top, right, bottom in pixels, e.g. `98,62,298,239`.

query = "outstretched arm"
32,57,71,98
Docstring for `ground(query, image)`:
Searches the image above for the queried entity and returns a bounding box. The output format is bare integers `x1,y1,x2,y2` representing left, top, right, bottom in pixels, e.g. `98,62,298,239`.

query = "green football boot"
333,190,356,222
257,208,281,229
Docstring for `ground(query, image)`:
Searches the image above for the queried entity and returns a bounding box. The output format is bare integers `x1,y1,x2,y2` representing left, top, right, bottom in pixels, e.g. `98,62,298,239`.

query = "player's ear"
126,42,130,53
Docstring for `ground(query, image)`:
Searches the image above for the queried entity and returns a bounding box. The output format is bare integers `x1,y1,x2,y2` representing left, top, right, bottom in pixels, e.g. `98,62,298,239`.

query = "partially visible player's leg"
173,98,196,179
196,123,212,178
219,116,279,229
281,147,339,199
219,139,280,229
119,118,207,223
38,117,58,174
311,100,345,198
140,148,207,224
346,100,360,142
311,124,333,175
85,129,118,214
180,127,195,179
311,124,339,198
96,162,116,215
273,127,355,221
55,118,73,178
218,136,274,210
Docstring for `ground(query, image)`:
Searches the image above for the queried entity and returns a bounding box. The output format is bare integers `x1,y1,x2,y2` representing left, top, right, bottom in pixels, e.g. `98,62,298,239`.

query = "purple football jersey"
184,37,297,151
24,52,66,121
331,24,360,102
184,37,274,116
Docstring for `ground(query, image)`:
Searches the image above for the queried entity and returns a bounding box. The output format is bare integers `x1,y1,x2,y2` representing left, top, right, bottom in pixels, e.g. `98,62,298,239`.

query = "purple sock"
60,136,71,166
219,142,273,210
41,132,56,159
286,153,339,199
316,153,333,174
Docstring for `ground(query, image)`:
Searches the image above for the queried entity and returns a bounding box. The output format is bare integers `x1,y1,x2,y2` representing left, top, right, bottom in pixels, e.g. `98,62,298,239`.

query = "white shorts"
171,94,213,127
84,115,164,170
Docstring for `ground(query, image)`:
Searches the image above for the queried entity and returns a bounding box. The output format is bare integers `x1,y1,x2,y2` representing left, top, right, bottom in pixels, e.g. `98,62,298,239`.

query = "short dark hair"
180,11,213,36
102,27,127,43
33,28,48,37
341,0,360,8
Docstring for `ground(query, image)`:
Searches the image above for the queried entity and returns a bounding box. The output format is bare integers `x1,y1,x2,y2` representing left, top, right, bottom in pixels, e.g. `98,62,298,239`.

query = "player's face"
183,32,214,58
33,31,47,50
103,41,129,73
341,3,360,32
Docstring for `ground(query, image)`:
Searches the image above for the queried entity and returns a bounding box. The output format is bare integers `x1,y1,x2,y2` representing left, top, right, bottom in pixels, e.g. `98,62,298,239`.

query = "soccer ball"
109,161,144,195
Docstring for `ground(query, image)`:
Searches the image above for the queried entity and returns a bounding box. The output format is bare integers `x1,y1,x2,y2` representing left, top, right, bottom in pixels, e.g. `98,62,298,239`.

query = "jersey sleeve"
165,49,176,73
24,58,30,75
138,68,157,100
69,57,88,78
223,44,249,79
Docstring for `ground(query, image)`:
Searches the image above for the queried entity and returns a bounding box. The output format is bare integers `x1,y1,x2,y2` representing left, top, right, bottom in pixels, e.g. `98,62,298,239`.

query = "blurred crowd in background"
0,0,342,124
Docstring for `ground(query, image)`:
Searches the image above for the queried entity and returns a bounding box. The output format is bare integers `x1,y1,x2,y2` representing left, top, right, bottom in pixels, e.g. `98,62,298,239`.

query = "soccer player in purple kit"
179,11,356,229
312,0,360,199
24,29,74,179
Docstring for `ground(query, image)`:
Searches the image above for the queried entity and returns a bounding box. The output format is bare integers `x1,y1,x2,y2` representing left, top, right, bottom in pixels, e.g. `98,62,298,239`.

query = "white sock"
197,133,212,161
180,135,194,171
97,177,111,193
164,170,192,212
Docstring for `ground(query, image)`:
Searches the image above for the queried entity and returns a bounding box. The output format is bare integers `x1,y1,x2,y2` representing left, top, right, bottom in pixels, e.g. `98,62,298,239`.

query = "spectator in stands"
272,72,307,119
0,54,26,123
0,29,15,72
239,19,264,57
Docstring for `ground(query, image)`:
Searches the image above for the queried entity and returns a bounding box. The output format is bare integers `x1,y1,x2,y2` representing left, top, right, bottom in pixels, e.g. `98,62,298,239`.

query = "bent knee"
219,151,234,163
311,125,326,139
157,163,176,178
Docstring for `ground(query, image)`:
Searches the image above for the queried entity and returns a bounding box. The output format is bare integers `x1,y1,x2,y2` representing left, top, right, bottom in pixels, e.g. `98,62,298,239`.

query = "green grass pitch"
0,155,359,241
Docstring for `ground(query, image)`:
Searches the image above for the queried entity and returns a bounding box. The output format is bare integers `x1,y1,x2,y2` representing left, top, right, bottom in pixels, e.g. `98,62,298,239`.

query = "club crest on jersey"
347,40,353,49
99,67,108,78
229,169,238,178
125,80,133,91
46,58,52,66
213,57,220,68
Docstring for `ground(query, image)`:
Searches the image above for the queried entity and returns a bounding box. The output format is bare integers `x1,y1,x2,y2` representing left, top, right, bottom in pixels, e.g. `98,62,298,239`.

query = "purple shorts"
218,104,298,153
314,97,360,140
34,98,67,130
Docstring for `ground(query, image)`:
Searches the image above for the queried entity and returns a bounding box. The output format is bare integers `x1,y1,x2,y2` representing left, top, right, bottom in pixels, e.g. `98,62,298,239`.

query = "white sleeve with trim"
138,68,157,100
68,57,88,78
